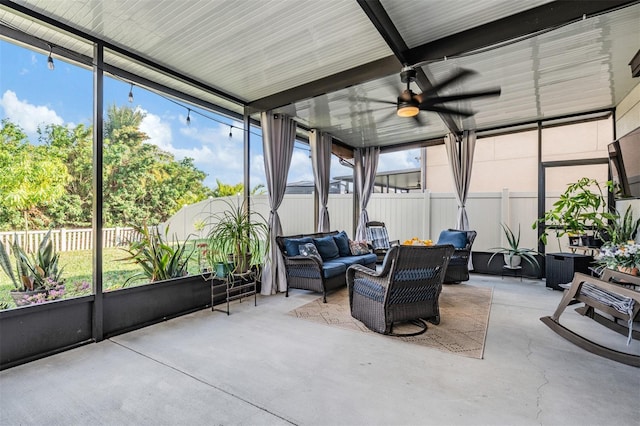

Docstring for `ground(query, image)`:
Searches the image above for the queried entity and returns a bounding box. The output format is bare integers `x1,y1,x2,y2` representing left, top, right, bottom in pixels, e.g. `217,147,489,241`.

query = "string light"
186,109,191,126
128,83,134,103
229,126,233,138
47,45,55,70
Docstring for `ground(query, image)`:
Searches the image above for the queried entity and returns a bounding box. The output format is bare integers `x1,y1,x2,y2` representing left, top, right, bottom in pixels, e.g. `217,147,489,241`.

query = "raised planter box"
471,251,544,279
1,274,213,370
103,274,211,337
0,296,94,370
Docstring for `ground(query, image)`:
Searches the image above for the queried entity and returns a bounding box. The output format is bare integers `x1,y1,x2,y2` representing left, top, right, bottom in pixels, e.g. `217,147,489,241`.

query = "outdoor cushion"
333,231,351,257
314,235,340,260
368,226,391,249
350,240,371,255
437,230,467,249
299,242,322,264
321,262,347,279
284,237,313,256
327,254,377,267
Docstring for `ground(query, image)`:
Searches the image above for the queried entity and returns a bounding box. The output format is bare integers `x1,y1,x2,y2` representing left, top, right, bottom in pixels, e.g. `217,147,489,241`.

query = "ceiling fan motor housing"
400,66,417,84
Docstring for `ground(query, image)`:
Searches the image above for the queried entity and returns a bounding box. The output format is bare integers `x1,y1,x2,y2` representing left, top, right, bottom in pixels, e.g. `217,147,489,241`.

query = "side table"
211,271,257,315
502,265,522,281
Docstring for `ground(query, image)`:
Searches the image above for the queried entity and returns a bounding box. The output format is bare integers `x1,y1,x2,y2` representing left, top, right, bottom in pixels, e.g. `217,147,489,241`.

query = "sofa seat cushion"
328,253,377,267
321,262,347,279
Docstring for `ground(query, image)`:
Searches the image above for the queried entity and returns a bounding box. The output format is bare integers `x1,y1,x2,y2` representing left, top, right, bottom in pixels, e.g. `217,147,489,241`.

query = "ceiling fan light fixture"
397,103,419,117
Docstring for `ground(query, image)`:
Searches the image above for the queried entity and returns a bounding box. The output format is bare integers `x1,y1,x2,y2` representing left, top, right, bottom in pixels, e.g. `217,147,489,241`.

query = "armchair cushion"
352,277,385,303
333,231,351,257
437,230,467,249
283,237,313,256
314,235,340,260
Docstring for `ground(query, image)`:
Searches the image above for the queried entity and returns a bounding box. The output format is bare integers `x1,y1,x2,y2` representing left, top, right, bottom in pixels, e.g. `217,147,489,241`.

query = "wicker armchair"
436,229,477,283
346,244,454,336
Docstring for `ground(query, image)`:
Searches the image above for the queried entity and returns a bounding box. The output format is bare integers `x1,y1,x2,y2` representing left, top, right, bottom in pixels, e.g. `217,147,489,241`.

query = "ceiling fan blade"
419,68,476,98
421,88,501,105
419,105,475,117
358,97,397,106
412,113,425,126
377,109,398,124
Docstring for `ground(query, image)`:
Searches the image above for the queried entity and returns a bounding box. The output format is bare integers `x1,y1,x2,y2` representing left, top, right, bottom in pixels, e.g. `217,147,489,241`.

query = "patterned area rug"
287,284,493,359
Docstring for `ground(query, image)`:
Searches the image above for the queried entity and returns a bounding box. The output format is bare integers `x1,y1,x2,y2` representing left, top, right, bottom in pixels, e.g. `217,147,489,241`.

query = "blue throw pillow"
284,237,313,256
313,235,340,260
437,230,467,249
333,231,351,257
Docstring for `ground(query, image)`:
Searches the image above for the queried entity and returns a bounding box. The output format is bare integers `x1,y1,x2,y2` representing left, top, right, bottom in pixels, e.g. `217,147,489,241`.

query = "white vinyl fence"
161,191,549,252
0,227,141,253
1,190,577,255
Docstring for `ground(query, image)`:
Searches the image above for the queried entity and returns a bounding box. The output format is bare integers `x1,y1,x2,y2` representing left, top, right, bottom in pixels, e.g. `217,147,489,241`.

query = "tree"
0,120,69,232
212,180,266,197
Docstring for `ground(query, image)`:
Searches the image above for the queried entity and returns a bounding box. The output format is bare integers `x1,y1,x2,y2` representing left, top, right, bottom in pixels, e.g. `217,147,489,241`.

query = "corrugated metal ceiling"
0,0,638,150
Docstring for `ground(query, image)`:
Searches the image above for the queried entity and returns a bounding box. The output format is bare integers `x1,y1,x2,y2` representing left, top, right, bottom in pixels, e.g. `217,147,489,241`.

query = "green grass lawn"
0,245,205,309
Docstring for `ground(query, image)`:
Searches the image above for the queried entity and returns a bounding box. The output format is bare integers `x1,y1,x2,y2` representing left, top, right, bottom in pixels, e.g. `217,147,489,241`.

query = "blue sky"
0,40,419,189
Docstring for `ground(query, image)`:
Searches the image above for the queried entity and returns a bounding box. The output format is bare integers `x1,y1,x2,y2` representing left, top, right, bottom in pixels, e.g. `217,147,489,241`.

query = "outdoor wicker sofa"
276,230,377,302
346,244,455,335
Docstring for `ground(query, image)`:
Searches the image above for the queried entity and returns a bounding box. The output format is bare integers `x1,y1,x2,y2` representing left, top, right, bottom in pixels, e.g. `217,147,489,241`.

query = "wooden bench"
540,269,640,367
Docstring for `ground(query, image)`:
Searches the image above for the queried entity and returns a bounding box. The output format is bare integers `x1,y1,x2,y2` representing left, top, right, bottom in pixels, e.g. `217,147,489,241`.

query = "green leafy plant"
533,177,617,250
489,224,540,270
120,224,194,286
0,230,64,292
603,205,640,245
206,198,268,274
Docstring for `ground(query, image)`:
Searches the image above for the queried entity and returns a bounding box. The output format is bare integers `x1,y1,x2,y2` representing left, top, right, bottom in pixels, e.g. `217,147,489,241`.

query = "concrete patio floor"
1,274,638,426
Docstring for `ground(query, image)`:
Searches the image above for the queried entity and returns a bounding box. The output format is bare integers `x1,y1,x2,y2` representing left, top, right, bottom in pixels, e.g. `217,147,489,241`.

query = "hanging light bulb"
128,83,134,103
186,109,191,126
229,126,233,138
47,45,55,70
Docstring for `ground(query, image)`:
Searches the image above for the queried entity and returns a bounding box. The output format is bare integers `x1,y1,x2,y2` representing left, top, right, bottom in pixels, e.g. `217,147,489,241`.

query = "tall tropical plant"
206,198,268,274
120,224,194,286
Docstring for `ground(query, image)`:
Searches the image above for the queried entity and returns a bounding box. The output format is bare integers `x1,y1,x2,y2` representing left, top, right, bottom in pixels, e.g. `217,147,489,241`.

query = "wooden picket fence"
0,227,143,253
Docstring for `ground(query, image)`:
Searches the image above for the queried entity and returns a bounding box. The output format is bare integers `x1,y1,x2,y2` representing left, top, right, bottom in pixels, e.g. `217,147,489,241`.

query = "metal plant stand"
211,271,257,315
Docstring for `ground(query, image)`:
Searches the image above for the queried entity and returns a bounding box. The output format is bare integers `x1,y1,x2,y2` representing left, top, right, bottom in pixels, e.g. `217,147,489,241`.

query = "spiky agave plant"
0,230,64,292
120,223,194,286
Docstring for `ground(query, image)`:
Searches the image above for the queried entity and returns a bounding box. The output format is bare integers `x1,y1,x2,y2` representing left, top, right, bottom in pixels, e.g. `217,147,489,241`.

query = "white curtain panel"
445,130,476,269
310,129,332,232
261,112,297,295
354,147,380,241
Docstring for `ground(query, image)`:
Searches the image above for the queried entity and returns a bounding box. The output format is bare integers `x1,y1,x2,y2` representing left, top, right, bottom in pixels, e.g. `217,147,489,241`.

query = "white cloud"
378,149,421,171
139,109,173,151
0,90,63,135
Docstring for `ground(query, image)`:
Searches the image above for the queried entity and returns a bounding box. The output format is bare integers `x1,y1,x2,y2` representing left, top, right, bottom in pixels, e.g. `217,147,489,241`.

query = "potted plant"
119,223,195,286
205,198,268,275
533,177,617,251
488,224,540,271
595,241,640,276
602,205,639,246
0,230,66,306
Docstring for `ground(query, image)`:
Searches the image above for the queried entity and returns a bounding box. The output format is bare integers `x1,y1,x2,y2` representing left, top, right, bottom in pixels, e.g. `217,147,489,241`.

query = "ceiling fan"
361,66,501,124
